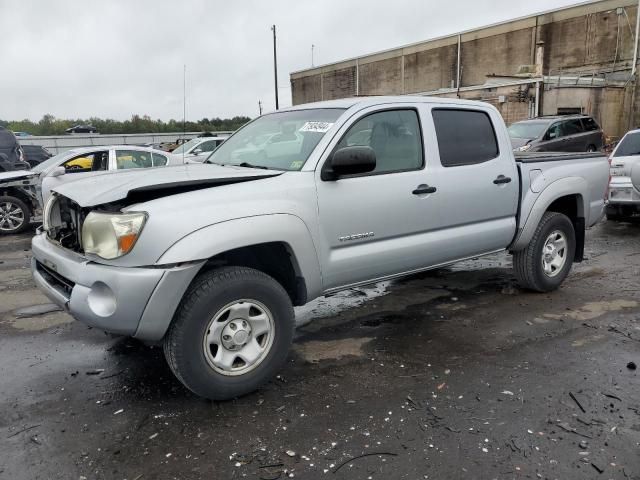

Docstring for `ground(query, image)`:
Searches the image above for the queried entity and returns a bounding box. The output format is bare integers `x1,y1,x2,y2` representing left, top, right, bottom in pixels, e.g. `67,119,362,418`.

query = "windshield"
614,132,640,157
508,121,548,139
206,108,345,171
172,138,200,155
31,151,72,173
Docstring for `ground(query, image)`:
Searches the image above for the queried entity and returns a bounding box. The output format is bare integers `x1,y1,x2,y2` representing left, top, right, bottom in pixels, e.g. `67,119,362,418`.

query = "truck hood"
51,163,282,207
0,169,37,183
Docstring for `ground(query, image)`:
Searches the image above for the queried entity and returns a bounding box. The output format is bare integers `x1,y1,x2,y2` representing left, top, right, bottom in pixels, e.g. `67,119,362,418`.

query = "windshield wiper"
237,162,270,170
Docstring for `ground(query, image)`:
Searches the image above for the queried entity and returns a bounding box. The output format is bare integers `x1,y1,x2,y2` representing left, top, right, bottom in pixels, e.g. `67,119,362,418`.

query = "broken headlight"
81,212,147,259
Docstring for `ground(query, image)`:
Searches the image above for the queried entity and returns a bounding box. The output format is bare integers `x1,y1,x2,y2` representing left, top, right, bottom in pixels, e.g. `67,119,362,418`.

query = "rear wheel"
586,144,597,152
513,212,576,292
163,266,295,400
0,195,30,234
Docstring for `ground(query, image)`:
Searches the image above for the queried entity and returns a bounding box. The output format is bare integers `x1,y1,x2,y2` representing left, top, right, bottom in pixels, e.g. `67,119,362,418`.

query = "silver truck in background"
31,97,609,400
606,128,640,220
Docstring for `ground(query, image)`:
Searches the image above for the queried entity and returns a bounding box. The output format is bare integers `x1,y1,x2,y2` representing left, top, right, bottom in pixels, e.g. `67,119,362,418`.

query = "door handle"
412,184,437,195
493,175,512,185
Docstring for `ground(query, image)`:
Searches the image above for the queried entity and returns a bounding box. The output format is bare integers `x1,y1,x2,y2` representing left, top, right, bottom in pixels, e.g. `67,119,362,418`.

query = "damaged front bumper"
31,231,203,340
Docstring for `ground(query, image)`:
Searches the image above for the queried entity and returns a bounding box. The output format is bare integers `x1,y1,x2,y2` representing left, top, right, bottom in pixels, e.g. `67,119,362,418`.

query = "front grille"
36,261,75,299
46,195,83,252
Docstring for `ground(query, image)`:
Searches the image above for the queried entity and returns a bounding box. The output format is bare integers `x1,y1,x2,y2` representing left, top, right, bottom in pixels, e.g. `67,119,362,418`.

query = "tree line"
0,114,252,136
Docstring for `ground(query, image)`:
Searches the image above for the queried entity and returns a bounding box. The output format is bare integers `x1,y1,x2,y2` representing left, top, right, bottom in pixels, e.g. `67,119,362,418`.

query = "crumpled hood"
0,169,37,183
52,163,282,207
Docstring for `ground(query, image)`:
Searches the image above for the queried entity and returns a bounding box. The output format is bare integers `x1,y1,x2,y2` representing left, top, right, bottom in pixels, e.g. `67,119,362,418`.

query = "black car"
65,124,98,134
21,144,53,167
0,127,29,171
508,114,604,153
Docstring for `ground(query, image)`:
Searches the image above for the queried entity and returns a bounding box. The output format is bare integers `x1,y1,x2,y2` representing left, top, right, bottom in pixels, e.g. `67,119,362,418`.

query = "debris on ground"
13,303,63,318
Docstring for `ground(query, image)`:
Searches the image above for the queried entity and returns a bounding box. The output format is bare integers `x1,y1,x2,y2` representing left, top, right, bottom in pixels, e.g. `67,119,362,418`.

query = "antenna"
183,64,186,164
271,25,279,110
311,44,315,67
258,100,263,116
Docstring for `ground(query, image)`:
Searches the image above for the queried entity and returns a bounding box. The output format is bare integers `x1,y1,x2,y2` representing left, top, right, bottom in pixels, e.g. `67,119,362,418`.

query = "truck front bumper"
31,231,204,340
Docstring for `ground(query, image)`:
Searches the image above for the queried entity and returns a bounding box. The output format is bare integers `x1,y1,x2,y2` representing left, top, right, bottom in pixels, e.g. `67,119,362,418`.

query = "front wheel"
163,266,295,400
513,211,576,292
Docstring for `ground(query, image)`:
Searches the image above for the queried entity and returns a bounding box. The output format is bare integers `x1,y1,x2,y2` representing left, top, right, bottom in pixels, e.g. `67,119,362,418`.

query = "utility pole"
271,25,279,110
311,44,315,67
258,100,263,116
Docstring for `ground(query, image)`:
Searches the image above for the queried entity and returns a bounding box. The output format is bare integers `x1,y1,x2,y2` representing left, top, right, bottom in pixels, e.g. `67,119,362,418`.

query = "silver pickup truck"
31,97,609,400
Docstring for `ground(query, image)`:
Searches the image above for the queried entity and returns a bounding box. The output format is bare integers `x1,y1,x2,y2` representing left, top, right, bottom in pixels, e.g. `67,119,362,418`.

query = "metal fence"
17,131,234,154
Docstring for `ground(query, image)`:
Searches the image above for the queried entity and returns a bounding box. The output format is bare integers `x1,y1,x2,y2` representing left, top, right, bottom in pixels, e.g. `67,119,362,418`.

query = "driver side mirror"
547,130,558,140
193,148,203,155
51,166,66,177
322,146,376,181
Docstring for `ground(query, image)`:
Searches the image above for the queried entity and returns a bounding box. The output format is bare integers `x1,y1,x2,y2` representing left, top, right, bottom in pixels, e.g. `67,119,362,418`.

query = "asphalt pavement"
1,220,639,479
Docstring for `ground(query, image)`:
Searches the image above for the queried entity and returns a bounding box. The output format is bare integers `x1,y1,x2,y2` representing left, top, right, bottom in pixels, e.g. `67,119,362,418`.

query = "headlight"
82,212,147,259
514,144,532,152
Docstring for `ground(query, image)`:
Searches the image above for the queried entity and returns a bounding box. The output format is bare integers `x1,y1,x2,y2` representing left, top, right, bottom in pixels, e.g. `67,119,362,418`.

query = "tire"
163,266,295,400
513,211,576,292
586,144,597,152
0,195,30,235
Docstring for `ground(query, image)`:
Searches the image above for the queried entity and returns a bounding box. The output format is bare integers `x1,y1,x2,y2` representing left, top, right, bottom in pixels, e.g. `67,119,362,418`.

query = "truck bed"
511,150,609,252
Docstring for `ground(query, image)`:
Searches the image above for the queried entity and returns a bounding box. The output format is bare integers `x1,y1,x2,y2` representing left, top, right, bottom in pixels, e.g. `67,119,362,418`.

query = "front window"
614,132,640,157
206,108,345,171
32,151,70,173
172,138,201,155
508,121,548,140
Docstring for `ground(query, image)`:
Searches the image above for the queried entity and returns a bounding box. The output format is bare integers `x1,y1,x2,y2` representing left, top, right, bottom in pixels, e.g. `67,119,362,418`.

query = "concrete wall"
290,0,638,138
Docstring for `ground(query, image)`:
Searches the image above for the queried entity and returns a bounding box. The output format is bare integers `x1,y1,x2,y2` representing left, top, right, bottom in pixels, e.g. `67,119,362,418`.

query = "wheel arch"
511,177,588,260
156,214,322,305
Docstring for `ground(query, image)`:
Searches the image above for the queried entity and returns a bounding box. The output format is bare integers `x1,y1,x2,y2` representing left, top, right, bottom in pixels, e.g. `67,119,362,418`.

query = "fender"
510,176,587,251
156,213,323,300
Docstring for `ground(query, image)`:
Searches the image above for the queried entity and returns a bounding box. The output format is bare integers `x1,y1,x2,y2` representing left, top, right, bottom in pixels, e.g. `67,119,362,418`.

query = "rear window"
432,109,499,167
581,117,600,132
614,132,640,157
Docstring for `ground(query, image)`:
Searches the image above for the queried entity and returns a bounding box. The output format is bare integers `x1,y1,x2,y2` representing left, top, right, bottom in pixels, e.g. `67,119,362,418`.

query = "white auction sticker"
299,121,334,133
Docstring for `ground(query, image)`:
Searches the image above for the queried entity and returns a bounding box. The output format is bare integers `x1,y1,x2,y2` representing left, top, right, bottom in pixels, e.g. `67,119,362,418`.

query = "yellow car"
64,156,93,170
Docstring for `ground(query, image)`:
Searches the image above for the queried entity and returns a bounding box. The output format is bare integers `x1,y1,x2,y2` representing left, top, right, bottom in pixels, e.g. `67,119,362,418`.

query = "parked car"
65,125,98,134
21,144,53,167
32,96,608,400
12,131,31,137
509,115,604,153
0,127,29,171
606,128,640,220
172,136,226,163
0,145,180,234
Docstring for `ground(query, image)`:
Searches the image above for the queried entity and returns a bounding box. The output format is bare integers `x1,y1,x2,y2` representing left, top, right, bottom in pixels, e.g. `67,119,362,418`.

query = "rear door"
426,106,519,257
580,117,603,151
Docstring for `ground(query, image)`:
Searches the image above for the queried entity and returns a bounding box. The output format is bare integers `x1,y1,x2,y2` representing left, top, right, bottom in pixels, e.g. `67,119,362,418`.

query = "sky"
1,0,588,122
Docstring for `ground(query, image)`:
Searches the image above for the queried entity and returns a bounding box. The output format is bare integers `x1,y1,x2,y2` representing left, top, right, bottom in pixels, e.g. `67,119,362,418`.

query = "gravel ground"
1,219,639,480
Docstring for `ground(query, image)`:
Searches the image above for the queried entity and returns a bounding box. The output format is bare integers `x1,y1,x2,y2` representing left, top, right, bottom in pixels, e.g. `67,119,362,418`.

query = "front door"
315,106,441,291
41,150,109,204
